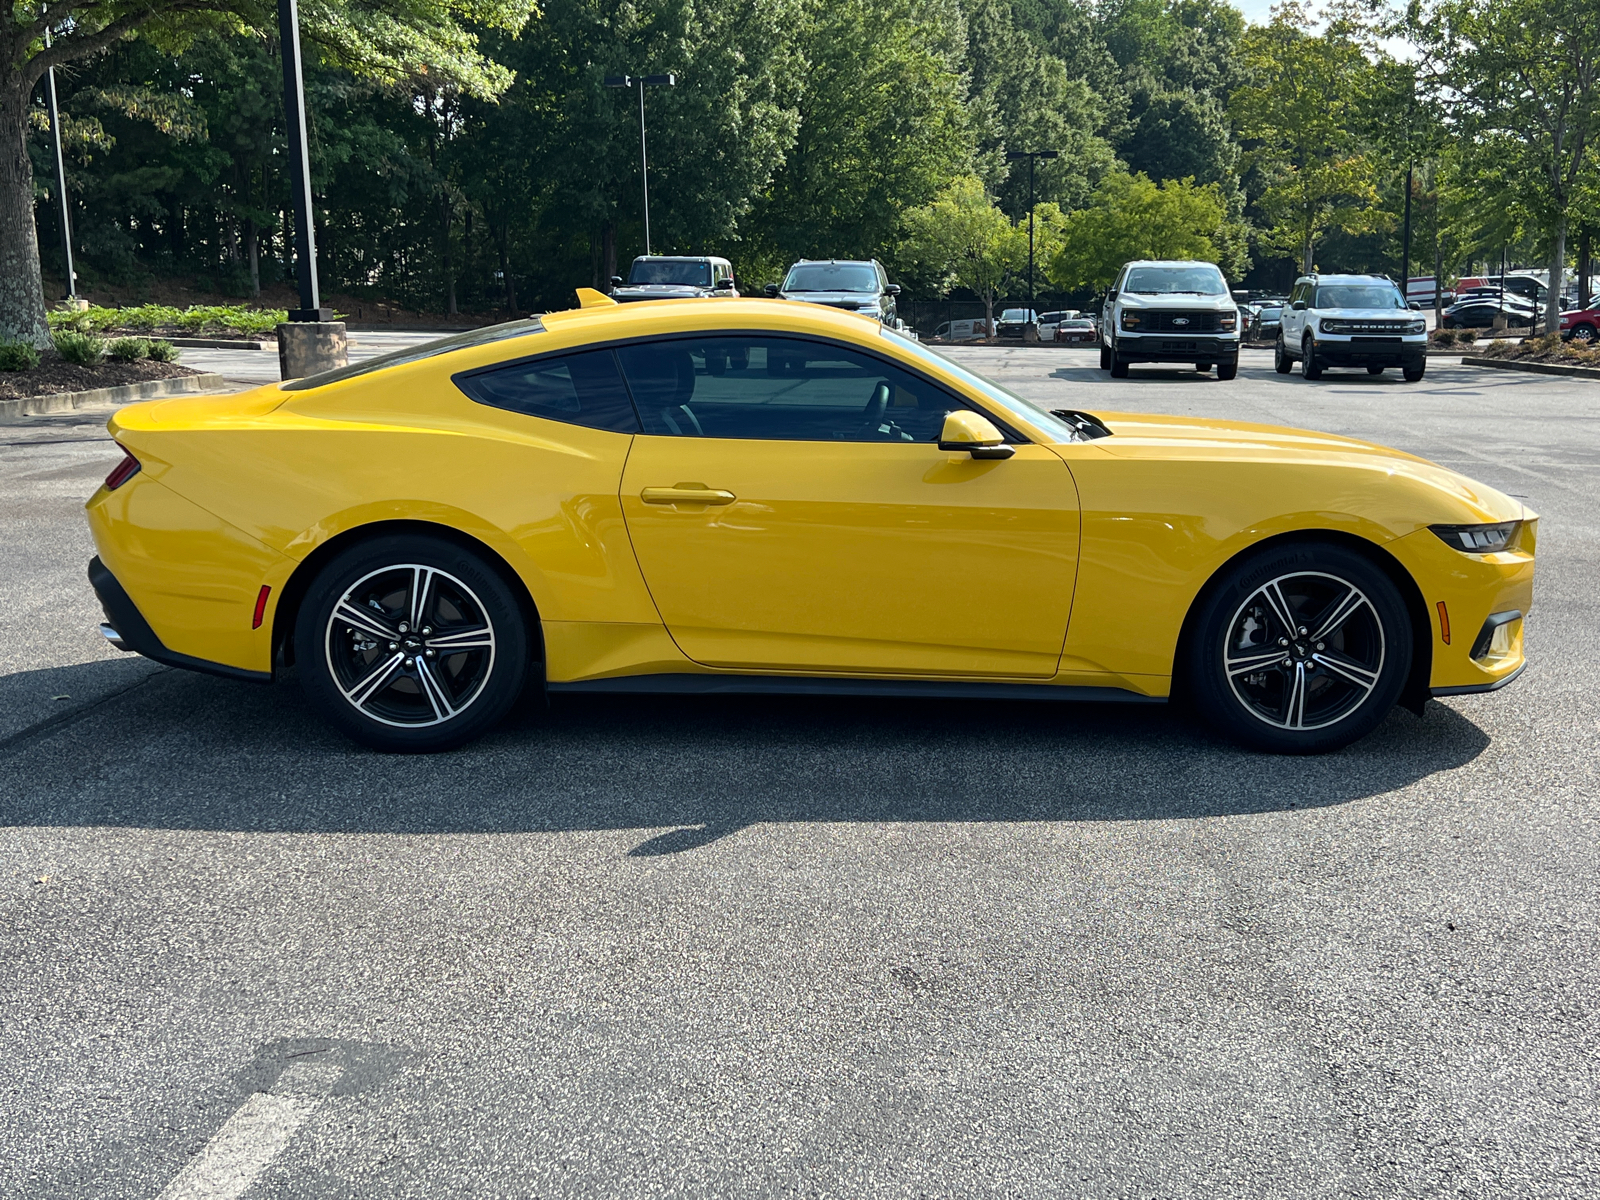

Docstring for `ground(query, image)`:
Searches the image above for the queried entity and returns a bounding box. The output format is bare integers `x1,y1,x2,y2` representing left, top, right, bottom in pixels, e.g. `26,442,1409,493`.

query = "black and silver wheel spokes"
325,564,497,728
1224,571,1385,731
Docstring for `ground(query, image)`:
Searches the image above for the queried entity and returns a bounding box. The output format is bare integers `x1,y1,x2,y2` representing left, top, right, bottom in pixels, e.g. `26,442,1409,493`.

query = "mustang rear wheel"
296,535,529,752
1186,543,1412,753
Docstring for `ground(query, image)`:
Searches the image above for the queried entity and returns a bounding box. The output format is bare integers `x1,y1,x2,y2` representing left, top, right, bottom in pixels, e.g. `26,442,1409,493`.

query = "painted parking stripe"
157,1057,340,1200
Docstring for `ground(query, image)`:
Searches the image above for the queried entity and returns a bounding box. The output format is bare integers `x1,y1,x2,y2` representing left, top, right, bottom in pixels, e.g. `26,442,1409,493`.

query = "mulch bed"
0,354,202,401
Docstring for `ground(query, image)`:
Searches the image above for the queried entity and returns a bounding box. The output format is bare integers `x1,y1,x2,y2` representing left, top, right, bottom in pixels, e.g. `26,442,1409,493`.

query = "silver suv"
1101,260,1241,379
610,256,737,302
766,259,900,324
1276,273,1428,381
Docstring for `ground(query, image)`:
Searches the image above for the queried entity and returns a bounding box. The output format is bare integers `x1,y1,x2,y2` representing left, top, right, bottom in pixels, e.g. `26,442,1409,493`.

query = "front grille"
819,300,862,311
1143,311,1221,332
1331,321,1413,334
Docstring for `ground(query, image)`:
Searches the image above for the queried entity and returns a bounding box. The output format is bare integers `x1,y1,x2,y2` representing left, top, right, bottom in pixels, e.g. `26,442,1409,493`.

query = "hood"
1311,307,1421,321
1083,411,1526,524
1119,293,1235,310
783,292,880,310
613,283,718,301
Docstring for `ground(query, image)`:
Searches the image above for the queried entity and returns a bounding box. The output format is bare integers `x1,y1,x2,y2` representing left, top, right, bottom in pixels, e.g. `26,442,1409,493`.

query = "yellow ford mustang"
85,296,1534,753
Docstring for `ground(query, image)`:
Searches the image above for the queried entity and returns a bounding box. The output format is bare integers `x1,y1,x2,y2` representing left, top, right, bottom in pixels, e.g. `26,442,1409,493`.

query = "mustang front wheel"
1186,543,1412,753
296,536,529,752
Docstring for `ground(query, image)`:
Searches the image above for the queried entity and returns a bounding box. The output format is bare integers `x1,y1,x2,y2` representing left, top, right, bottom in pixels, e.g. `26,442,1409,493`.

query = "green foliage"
899,175,1027,321
1047,171,1233,292
47,304,286,335
107,337,153,361
0,341,42,371
147,339,181,362
53,330,107,365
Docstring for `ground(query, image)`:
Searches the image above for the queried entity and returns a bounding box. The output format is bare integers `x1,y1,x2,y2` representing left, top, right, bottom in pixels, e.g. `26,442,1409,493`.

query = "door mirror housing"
1292,300,1307,310
763,283,780,298
938,410,1015,459
885,283,902,296
610,275,624,287
1105,291,1118,303
714,277,735,290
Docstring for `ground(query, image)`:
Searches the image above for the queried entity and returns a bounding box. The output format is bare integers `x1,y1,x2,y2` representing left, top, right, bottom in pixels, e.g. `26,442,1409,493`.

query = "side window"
454,348,640,433
616,336,982,444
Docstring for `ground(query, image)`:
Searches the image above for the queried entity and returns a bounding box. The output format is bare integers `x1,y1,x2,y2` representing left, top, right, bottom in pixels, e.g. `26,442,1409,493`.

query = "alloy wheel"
1223,571,1385,731
324,564,497,728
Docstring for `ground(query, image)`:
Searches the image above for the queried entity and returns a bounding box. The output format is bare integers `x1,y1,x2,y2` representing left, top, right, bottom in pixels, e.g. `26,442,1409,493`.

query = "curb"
1461,355,1600,380
166,336,271,350
0,372,233,421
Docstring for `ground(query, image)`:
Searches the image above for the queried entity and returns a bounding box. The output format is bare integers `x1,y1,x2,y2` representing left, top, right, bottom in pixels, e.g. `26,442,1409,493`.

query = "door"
616,334,1080,677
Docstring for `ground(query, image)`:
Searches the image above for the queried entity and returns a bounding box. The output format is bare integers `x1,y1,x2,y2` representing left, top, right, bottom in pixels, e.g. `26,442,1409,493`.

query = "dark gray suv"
765,259,900,324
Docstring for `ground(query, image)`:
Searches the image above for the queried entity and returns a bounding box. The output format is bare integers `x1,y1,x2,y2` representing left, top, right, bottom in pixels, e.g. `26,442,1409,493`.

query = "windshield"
880,325,1087,443
1314,284,1404,309
784,263,879,293
1000,309,1032,321
1062,319,1094,329
1123,264,1227,295
1258,306,1283,317
629,259,711,287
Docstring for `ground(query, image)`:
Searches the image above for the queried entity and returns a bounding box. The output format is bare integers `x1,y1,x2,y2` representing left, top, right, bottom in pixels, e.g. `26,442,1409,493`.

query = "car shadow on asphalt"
0,662,1492,854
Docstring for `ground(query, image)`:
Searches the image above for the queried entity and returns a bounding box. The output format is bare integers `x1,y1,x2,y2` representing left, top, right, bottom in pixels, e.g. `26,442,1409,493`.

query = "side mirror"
610,275,624,287
1292,300,1307,310
763,283,779,298
938,410,1014,459
714,277,734,290
885,283,902,296
1106,291,1118,302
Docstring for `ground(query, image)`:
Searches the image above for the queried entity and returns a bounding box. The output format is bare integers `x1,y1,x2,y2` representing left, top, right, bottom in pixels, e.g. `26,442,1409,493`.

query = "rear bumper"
89,556,271,683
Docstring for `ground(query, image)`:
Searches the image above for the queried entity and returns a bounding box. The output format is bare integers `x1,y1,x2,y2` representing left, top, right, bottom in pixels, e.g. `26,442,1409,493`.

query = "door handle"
640,484,737,505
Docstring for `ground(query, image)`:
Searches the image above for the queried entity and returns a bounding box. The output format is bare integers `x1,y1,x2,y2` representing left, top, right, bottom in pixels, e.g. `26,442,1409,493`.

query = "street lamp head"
643,73,676,87
603,75,631,88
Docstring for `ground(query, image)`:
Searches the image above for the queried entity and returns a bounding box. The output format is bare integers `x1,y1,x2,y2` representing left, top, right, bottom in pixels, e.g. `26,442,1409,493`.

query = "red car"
1559,300,1600,342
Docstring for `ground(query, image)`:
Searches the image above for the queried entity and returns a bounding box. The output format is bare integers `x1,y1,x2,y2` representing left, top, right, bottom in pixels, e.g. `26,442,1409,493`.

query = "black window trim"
451,329,1034,445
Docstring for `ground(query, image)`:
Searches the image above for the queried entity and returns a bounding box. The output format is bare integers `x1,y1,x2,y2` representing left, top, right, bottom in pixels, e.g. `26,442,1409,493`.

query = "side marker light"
1436,601,1451,645
252,585,271,630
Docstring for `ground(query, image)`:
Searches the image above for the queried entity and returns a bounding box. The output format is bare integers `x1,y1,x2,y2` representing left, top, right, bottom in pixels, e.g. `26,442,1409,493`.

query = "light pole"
41,7,76,301
604,73,675,256
278,0,330,321
1005,149,1059,312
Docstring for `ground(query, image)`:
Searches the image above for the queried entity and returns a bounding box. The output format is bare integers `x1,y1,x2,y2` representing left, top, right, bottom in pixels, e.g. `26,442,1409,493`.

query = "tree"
899,174,1026,328
1046,170,1235,292
1411,0,1600,332
1230,2,1384,272
1,0,536,345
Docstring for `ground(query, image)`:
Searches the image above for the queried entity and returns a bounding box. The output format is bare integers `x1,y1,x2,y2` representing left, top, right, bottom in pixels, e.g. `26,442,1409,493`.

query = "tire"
1216,358,1238,382
295,534,530,752
1274,334,1293,374
1402,360,1426,382
1109,349,1129,378
1573,323,1597,343
1366,364,1384,375
1099,343,1111,370
1185,541,1413,753
1300,336,1323,380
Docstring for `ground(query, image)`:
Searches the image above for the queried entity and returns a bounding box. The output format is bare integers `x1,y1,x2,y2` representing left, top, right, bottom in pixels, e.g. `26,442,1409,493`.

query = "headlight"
1220,312,1237,331
1120,311,1142,330
1320,318,1349,334
1430,521,1520,553
1407,319,1426,334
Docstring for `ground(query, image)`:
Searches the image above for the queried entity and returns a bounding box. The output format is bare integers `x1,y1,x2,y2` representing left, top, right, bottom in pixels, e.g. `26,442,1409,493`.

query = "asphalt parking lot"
2,347,1595,1198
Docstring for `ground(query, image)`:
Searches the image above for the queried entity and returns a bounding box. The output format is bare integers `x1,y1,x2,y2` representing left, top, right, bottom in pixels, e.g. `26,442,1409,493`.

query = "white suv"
1276,273,1428,381
1101,260,1241,379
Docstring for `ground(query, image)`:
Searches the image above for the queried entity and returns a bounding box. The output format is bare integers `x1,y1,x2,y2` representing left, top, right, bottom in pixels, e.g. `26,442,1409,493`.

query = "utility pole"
1400,162,1413,305
605,73,676,256
1005,149,1059,313
41,7,76,301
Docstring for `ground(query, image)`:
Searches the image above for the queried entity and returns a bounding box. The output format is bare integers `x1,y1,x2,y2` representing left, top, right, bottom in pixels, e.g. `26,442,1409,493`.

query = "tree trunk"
245,218,260,298
0,83,51,347
441,194,456,315
1580,231,1592,309
498,220,516,314
1433,236,1444,332
1547,215,1567,335
1303,224,1314,275
602,220,616,292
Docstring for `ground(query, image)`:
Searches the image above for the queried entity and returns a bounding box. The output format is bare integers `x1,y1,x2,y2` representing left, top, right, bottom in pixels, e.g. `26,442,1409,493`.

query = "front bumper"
1312,335,1427,367
89,556,271,683
1115,333,1238,363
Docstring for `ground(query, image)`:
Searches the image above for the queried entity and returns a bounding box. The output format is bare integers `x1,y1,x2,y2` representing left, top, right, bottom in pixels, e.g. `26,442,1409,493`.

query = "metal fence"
898,299,1094,338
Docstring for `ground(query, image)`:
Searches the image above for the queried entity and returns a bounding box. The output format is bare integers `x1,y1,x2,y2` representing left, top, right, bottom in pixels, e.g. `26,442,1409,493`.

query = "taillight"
104,447,141,491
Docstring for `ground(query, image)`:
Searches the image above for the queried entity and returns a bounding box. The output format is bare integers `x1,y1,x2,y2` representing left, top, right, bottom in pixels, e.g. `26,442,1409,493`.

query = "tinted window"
281,318,546,391
1123,264,1228,295
629,259,711,286
616,336,975,443
454,348,640,433
1314,284,1404,309
783,263,879,293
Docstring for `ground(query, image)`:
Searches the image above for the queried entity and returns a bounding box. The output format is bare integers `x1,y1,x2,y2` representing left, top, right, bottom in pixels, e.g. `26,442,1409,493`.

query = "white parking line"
156,1057,340,1200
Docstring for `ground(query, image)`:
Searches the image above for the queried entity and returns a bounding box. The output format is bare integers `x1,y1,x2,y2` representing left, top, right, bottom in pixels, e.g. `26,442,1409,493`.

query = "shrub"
0,339,41,371
1457,328,1480,344
146,339,180,362
107,336,151,361
53,329,105,364
1430,328,1456,346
